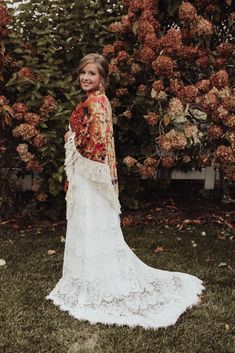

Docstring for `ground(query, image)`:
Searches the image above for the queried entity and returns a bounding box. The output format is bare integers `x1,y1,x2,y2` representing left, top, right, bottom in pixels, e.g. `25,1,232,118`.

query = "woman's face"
79,63,102,94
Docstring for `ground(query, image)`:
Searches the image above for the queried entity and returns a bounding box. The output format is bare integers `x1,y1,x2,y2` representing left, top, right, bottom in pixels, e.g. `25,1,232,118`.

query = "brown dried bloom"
195,56,211,69
131,63,141,74
210,70,229,89
0,4,11,27
158,129,187,151
117,50,129,63
179,2,197,22
39,95,56,118
208,125,223,139
216,43,234,58
137,21,155,42
138,164,156,178
102,44,115,57
26,160,43,173
16,143,34,163
182,155,191,164
184,124,199,140
12,123,39,141
24,112,41,126
33,134,46,148
113,41,125,52
159,28,182,50
144,33,159,51
123,156,137,167
152,55,174,77
18,67,35,80
144,157,158,167
168,79,184,95
139,46,156,65
215,145,234,166
224,115,235,128
214,58,227,69
123,110,132,119
152,80,164,94
12,102,28,120
199,92,218,112
144,112,158,126
196,80,211,94
161,156,174,168
192,16,213,37
177,85,198,103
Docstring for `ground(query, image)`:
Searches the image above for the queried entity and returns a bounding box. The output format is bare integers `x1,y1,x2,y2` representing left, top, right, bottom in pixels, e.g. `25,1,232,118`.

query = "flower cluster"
158,129,187,152
12,123,39,141
18,67,36,80
39,95,56,118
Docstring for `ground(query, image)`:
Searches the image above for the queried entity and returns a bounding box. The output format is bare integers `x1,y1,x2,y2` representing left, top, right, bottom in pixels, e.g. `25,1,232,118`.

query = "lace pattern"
46,155,204,329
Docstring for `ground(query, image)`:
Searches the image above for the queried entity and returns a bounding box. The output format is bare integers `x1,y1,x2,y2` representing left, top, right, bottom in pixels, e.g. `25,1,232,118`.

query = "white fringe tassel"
64,133,121,219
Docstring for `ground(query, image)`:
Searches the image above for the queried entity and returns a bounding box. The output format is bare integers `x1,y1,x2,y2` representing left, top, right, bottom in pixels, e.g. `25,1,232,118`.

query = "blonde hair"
77,53,109,89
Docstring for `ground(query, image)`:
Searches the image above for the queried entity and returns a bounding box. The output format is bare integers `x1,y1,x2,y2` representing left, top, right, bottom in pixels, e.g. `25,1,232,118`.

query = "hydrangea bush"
104,0,235,192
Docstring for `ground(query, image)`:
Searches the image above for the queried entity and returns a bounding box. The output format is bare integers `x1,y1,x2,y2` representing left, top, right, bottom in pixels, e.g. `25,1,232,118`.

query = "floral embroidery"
70,90,118,193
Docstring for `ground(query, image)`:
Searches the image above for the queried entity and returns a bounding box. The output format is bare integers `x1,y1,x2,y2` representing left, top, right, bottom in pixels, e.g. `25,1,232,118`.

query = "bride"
46,53,204,329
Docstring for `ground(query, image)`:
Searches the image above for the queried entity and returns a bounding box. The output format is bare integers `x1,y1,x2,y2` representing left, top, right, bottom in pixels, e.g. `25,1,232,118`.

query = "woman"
46,53,204,329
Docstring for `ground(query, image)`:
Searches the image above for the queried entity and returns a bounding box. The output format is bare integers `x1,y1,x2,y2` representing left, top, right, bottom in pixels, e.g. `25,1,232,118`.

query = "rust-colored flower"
178,45,199,61
40,95,56,118
18,67,35,80
158,129,187,151
33,134,46,148
152,80,164,94
216,43,234,58
16,143,34,163
116,88,129,97
131,63,141,74
113,41,125,52
224,115,235,128
117,50,129,63
222,94,235,112
102,44,115,57
109,21,124,34
195,56,211,69
26,160,43,173
161,156,174,168
12,102,28,119
159,28,182,51
0,4,11,27
214,58,227,69
144,33,159,51
138,164,156,178
144,112,158,126
24,112,41,126
177,85,198,103
179,2,197,22
215,145,234,166
168,79,184,95
137,21,155,42
152,55,174,77
191,16,213,37
123,156,137,167
196,80,211,93
211,70,229,89
199,92,218,112
205,4,218,14
208,125,223,139
12,123,39,141
139,46,156,65
144,157,158,167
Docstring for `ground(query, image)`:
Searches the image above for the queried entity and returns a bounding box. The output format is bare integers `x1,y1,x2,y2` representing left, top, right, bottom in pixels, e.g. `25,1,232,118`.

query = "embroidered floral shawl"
65,90,120,216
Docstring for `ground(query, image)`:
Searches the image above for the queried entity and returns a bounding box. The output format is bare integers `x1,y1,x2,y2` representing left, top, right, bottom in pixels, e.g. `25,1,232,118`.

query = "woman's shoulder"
86,90,109,107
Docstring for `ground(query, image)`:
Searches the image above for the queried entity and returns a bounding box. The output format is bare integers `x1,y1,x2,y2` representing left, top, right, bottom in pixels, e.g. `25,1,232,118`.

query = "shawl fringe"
65,133,121,219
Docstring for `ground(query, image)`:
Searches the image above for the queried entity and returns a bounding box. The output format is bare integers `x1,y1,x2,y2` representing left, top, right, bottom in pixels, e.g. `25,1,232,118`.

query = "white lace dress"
46,133,204,329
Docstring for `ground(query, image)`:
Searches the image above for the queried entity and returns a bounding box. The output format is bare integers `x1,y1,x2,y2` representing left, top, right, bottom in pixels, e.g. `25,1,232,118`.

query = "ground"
0,217,234,353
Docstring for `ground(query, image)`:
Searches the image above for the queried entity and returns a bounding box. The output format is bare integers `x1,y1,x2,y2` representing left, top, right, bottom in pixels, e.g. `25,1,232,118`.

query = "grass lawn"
0,223,234,353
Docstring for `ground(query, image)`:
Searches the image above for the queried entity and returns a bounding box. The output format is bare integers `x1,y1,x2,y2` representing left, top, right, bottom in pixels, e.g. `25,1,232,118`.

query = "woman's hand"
64,130,72,143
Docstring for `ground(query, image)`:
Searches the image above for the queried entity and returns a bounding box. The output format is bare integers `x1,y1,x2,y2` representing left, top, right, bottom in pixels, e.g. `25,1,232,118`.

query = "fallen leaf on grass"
218,262,227,268
225,324,230,331
154,246,164,253
60,236,65,243
217,234,226,240
0,259,6,266
47,249,56,255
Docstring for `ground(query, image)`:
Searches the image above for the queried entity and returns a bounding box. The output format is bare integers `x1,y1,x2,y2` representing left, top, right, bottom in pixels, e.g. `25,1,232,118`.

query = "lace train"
46,154,204,329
